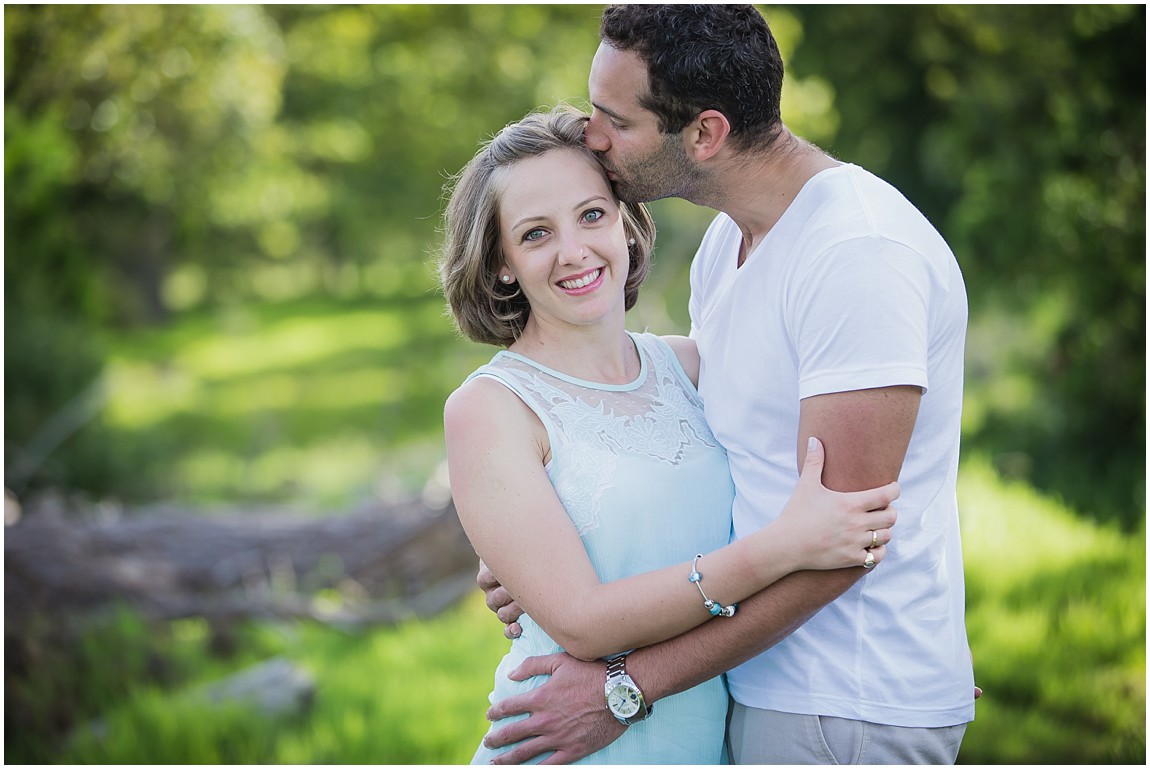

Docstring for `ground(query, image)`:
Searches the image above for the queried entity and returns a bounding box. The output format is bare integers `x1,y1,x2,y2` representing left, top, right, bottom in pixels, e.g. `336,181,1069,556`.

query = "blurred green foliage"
4,4,602,502
6,460,1143,763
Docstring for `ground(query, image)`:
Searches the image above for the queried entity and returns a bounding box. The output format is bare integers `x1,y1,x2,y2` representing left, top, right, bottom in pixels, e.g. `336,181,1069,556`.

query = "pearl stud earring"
500,274,512,283
628,238,636,246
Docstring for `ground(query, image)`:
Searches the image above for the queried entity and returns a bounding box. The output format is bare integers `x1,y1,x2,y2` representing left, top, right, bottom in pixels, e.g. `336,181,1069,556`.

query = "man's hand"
483,653,625,764
478,560,525,639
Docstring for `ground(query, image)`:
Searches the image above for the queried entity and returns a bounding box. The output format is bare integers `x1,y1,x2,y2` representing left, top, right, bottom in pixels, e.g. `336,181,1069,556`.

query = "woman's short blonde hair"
438,105,656,347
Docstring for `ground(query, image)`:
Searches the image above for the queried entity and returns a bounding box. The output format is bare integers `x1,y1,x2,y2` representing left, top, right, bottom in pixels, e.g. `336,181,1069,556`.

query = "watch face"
607,683,642,717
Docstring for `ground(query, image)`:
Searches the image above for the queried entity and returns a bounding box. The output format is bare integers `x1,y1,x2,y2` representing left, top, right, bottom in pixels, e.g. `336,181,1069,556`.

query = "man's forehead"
589,42,648,115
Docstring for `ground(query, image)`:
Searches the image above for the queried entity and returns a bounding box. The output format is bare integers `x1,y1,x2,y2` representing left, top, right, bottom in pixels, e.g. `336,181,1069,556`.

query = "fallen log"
4,489,480,633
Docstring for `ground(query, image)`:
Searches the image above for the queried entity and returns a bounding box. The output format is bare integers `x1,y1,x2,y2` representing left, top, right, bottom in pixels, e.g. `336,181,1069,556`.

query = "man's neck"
698,129,840,264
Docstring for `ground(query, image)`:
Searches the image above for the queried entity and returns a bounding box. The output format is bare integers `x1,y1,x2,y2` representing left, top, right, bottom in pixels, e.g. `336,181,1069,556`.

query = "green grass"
96,296,494,505
41,596,509,765
958,457,1145,764
7,456,1144,764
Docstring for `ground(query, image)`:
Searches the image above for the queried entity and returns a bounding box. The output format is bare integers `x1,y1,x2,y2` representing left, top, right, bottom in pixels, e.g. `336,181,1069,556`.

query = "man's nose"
583,116,610,152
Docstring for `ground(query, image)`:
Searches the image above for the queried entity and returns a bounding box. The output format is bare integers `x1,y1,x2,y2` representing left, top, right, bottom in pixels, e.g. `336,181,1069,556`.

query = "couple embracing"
438,5,975,765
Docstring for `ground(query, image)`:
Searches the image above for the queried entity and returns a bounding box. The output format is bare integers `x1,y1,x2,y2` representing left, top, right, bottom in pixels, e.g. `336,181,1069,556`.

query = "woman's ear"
684,109,731,162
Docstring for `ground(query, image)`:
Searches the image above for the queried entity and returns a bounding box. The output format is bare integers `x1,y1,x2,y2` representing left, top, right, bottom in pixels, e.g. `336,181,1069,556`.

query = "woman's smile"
557,267,604,293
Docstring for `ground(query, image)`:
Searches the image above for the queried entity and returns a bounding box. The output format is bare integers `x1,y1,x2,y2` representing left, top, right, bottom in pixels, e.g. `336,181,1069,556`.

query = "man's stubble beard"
609,133,703,206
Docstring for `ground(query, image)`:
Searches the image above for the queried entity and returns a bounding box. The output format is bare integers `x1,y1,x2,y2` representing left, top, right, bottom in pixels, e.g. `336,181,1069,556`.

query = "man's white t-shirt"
689,163,975,727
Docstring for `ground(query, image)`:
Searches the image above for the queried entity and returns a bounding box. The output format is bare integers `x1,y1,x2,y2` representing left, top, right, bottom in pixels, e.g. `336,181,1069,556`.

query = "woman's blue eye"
582,209,604,223
524,228,545,242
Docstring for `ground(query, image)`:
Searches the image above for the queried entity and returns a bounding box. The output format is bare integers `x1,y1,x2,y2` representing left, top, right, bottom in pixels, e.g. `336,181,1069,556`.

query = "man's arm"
478,561,525,640
630,386,921,693
482,386,920,764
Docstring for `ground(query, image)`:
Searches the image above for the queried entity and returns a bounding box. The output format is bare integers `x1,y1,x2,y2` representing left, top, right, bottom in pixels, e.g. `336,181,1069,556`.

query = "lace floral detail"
473,334,721,535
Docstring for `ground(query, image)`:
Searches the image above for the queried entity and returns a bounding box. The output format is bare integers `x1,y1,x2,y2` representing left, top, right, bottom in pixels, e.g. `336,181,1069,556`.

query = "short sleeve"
789,236,932,399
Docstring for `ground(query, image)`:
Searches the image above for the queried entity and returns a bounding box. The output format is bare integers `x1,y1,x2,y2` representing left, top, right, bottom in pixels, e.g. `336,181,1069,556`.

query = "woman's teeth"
559,269,601,290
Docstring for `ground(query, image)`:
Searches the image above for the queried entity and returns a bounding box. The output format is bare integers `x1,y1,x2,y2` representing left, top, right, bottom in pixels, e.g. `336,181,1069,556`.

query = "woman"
438,106,897,764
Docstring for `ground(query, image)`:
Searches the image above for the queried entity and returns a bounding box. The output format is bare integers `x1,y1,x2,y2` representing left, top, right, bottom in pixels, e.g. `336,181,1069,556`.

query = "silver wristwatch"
604,654,652,725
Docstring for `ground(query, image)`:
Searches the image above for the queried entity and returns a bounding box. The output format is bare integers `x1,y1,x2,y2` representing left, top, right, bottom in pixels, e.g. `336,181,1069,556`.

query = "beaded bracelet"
688,554,737,618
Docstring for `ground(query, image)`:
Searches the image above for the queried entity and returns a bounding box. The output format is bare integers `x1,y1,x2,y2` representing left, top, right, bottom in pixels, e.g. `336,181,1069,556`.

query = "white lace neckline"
493,332,648,392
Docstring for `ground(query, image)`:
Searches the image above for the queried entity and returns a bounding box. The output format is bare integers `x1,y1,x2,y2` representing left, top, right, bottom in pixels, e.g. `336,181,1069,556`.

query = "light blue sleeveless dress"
467,332,736,765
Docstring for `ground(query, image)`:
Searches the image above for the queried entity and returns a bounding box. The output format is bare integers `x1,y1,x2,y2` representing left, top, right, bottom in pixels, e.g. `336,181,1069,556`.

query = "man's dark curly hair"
600,4,784,152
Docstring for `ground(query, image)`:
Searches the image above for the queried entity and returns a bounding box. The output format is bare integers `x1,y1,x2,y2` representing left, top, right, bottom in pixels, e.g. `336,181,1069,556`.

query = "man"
479,5,975,763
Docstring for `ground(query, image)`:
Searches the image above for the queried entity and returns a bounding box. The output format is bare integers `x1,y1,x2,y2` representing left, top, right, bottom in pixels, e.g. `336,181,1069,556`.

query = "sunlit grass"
97,297,493,504
960,455,1133,580
958,455,1145,764
104,303,442,426
172,309,411,381
176,432,451,504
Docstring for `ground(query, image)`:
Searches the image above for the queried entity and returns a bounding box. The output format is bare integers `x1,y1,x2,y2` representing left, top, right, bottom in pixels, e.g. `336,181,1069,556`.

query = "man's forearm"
625,567,862,702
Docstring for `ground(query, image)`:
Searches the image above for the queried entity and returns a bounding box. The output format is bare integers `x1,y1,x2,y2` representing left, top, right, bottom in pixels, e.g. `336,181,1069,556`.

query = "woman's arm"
444,377,898,661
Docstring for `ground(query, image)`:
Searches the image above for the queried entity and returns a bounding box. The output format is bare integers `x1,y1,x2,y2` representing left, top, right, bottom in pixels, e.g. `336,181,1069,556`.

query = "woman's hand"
774,436,899,571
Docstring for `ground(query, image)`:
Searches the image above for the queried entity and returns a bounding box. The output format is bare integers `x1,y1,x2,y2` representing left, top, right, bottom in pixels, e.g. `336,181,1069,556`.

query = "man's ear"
684,109,731,162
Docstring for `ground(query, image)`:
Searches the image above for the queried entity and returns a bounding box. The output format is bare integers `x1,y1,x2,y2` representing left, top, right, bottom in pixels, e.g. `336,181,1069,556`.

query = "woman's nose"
557,235,587,265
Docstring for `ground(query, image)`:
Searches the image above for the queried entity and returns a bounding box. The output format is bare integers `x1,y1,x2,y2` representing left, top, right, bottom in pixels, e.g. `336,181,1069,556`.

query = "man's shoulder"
800,165,955,262
804,164,910,222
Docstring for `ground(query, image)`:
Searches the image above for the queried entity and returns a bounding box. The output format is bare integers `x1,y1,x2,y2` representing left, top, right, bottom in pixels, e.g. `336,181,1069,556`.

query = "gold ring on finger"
868,530,878,549
863,551,876,569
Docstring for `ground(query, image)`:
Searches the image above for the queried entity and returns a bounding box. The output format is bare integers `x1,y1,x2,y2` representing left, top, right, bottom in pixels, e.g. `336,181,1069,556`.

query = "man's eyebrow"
592,102,628,122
